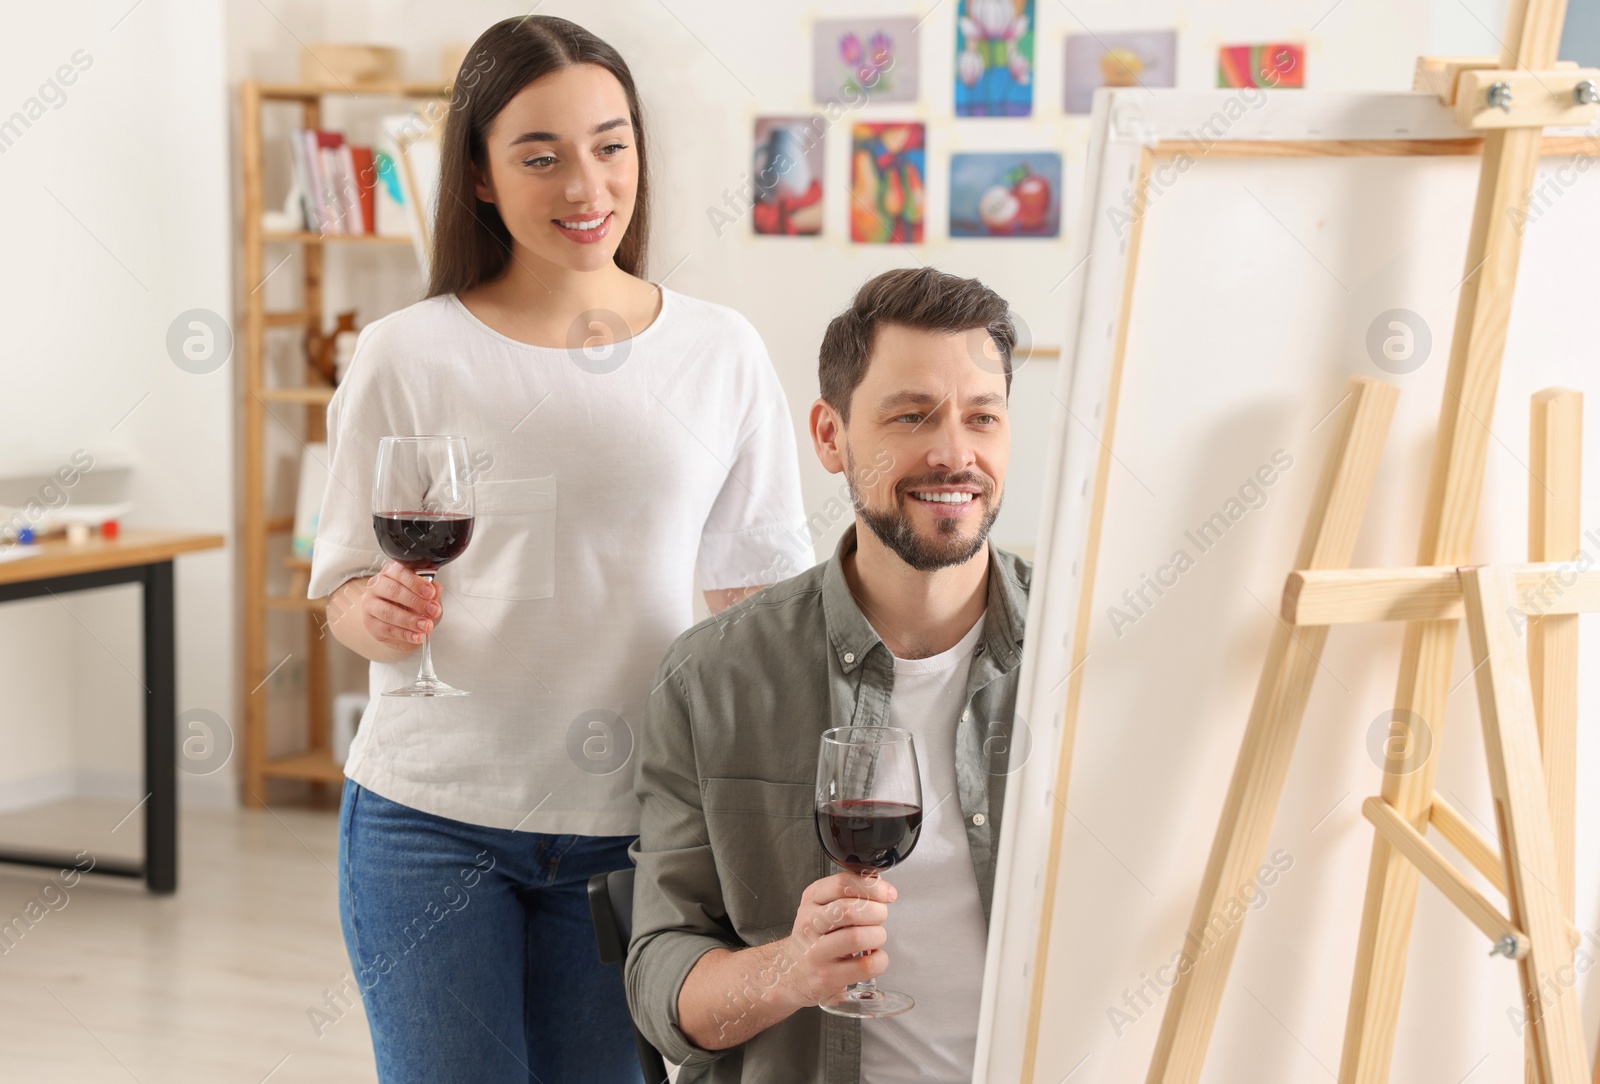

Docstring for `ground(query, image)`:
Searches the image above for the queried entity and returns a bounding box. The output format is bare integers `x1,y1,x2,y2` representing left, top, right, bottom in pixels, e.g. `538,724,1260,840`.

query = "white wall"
0,0,1549,810
0,4,234,811
220,0,1490,569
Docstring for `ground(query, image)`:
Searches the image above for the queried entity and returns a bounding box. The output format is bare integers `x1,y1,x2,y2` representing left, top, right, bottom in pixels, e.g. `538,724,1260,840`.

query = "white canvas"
981,89,1600,1084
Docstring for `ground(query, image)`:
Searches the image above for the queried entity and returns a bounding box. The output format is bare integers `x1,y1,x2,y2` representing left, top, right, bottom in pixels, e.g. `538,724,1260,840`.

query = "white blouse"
308,289,813,834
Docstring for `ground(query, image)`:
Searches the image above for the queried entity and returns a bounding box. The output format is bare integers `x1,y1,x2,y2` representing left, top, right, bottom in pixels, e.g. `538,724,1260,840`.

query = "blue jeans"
338,779,646,1084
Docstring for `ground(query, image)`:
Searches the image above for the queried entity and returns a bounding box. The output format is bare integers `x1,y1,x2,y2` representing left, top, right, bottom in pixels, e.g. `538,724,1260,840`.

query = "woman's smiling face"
473,63,639,274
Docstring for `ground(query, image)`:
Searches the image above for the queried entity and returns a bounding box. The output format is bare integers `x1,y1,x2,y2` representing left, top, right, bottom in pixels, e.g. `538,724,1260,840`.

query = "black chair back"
588,866,672,1084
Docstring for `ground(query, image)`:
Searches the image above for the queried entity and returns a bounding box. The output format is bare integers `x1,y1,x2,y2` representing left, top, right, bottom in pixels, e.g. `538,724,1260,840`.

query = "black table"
0,531,225,893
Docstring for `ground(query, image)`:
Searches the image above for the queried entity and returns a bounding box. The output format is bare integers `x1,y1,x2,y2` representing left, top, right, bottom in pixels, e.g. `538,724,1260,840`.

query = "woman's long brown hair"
426,15,650,298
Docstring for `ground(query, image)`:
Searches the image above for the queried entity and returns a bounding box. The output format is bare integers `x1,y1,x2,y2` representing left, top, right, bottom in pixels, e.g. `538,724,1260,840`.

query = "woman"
308,16,812,1082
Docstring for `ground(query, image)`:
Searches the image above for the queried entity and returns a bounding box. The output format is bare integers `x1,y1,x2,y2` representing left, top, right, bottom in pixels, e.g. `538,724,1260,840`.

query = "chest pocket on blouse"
702,777,819,939
453,475,557,601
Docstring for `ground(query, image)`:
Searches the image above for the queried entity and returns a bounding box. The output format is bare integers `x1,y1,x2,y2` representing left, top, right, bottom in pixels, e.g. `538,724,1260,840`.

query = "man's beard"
845,446,1001,572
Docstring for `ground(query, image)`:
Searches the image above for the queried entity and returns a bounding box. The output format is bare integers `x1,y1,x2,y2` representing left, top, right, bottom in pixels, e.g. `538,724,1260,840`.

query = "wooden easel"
1140,1,1600,1082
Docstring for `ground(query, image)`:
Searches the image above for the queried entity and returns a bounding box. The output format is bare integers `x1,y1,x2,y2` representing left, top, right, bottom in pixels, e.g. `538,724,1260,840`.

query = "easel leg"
1462,566,1587,1084
1526,388,1582,1084
1339,616,1456,1083
1528,388,1581,915
1337,98,1568,1084
1146,377,1398,1084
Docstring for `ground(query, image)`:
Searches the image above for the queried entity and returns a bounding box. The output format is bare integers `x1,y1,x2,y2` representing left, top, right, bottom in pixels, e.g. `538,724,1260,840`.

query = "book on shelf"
287,128,383,235
351,146,376,234
286,129,316,232
377,112,441,273
291,443,330,560
374,119,421,241
334,141,361,233
315,130,345,231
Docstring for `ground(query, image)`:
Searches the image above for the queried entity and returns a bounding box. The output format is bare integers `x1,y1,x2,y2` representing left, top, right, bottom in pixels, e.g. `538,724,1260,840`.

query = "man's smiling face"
834,323,1010,572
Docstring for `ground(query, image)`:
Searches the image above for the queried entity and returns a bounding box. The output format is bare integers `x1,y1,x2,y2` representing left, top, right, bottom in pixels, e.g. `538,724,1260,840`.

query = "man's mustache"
893,472,993,498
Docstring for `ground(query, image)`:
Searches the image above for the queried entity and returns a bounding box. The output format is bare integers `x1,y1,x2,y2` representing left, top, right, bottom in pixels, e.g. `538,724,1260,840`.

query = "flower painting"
812,18,919,104
949,153,1061,238
1063,30,1178,114
850,123,925,244
955,0,1034,117
751,117,824,236
1218,43,1305,88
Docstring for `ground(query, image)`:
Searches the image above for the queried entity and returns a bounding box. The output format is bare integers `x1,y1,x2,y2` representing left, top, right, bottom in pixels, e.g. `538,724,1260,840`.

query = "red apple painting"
950,152,1061,238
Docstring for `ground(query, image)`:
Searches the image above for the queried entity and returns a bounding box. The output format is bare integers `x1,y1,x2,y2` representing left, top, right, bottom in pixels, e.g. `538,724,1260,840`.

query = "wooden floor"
0,797,377,1082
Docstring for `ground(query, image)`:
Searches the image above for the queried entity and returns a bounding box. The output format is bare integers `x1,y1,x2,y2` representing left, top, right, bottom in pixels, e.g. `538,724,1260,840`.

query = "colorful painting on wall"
812,17,919,104
955,0,1034,117
1062,29,1178,114
751,117,825,236
1217,43,1305,88
850,123,925,244
949,153,1061,238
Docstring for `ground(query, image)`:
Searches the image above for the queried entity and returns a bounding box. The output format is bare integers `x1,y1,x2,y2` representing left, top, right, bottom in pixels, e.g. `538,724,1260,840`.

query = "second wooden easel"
1141,0,1600,1082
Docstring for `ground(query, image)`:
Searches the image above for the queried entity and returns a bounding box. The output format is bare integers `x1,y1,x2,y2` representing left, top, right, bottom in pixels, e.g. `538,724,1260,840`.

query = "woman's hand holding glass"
357,561,445,652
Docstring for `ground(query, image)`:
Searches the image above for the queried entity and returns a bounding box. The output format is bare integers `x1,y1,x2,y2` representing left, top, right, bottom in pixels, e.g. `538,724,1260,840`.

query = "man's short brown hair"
818,267,1016,423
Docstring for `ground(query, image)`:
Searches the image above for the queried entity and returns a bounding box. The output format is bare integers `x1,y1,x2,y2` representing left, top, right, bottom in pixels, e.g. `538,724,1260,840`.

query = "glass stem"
849,869,883,1000
414,571,441,685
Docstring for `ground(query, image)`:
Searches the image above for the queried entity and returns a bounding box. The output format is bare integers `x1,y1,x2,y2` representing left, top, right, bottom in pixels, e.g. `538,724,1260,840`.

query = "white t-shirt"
865,612,990,1084
307,289,813,835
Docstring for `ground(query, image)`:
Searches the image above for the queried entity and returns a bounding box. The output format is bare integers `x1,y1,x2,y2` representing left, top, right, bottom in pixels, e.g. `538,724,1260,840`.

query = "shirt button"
843,652,855,664
972,813,987,826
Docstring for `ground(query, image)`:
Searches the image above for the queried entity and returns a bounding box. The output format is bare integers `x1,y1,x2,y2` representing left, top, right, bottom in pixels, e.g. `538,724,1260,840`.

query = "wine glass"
371,435,475,697
813,725,923,1018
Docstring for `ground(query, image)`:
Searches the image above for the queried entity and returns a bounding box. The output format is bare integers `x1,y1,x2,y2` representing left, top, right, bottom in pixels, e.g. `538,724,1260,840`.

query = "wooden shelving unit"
238,79,447,807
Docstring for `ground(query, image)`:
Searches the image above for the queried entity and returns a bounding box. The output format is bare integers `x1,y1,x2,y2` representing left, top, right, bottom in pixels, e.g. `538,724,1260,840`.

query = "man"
627,266,1031,1083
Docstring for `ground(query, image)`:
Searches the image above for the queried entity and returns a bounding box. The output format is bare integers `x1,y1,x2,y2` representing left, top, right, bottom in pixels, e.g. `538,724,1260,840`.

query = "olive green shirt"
626,524,1033,1083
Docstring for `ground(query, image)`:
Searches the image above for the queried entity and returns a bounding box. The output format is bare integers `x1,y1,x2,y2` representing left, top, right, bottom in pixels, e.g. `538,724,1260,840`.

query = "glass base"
382,678,469,698
819,986,914,1018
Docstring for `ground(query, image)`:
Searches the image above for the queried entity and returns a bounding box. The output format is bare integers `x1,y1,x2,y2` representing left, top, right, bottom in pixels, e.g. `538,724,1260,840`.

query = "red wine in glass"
372,436,475,697
816,800,923,875
814,726,923,1018
372,512,475,570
